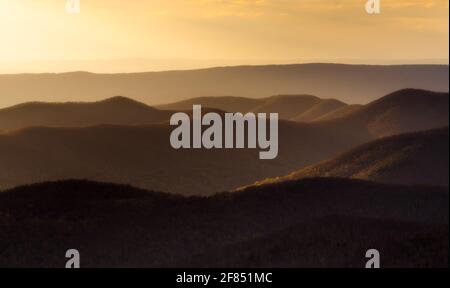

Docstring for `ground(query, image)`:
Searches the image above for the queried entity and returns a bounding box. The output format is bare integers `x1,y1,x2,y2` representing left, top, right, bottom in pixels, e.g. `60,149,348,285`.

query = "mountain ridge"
0,89,448,195
0,96,171,131
1,63,447,108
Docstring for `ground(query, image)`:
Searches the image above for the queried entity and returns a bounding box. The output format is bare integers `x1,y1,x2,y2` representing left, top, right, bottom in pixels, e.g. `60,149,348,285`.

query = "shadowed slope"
159,94,339,121
360,89,449,137
160,89,448,129
0,121,348,195
249,128,449,188
0,89,448,195
314,104,363,121
250,95,320,120
157,96,263,113
186,216,448,268
292,99,347,122
310,89,449,138
0,178,447,267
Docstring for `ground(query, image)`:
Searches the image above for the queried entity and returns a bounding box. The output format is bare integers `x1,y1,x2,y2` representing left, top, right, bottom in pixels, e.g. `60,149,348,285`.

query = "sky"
0,0,448,73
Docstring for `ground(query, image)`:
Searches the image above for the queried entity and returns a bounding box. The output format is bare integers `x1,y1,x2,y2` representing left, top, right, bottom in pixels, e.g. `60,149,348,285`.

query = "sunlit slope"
0,96,172,131
251,128,449,188
0,89,447,195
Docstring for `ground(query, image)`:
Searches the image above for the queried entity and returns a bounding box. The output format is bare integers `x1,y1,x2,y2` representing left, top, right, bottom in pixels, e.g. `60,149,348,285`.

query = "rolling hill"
0,64,448,108
0,178,447,267
251,95,333,120
157,96,264,114
159,94,347,121
0,96,172,131
159,89,448,127
310,89,449,138
0,94,345,130
0,89,448,195
249,128,449,188
354,89,449,137
0,122,345,195
0,88,447,132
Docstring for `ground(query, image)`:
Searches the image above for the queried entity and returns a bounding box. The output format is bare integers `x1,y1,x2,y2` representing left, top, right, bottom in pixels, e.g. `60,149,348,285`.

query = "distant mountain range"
0,178,447,267
248,128,449,188
0,87,447,131
0,89,448,195
0,64,448,108
158,94,350,121
0,94,348,131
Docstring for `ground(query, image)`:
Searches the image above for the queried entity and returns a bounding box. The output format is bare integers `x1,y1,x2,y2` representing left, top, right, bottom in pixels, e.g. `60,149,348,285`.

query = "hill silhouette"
0,64,447,108
0,96,172,131
352,89,449,137
0,93,349,131
159,94,347,121
249,128,449,188
0,122,329,195
310,89,449,138
159,89,448,128
0,178,447,267
291,99,347,122
0,89,448,195
0,89,447,132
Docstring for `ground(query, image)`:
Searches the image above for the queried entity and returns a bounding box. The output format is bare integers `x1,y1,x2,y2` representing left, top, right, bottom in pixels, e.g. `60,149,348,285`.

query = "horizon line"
0,61,449,76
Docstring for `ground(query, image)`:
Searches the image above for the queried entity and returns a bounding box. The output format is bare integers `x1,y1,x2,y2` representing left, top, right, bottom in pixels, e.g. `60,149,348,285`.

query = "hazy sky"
0,0,448,72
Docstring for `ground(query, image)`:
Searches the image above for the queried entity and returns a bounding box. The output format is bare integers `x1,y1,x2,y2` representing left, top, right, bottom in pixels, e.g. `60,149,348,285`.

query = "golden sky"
0,0,448,72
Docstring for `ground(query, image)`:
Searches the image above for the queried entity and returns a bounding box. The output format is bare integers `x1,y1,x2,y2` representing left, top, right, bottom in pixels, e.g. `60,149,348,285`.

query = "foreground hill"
0,64,448,108
251,128,449,188
0,89,448,195
0,96,172,131
157,96,264,114
0,179,447,267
